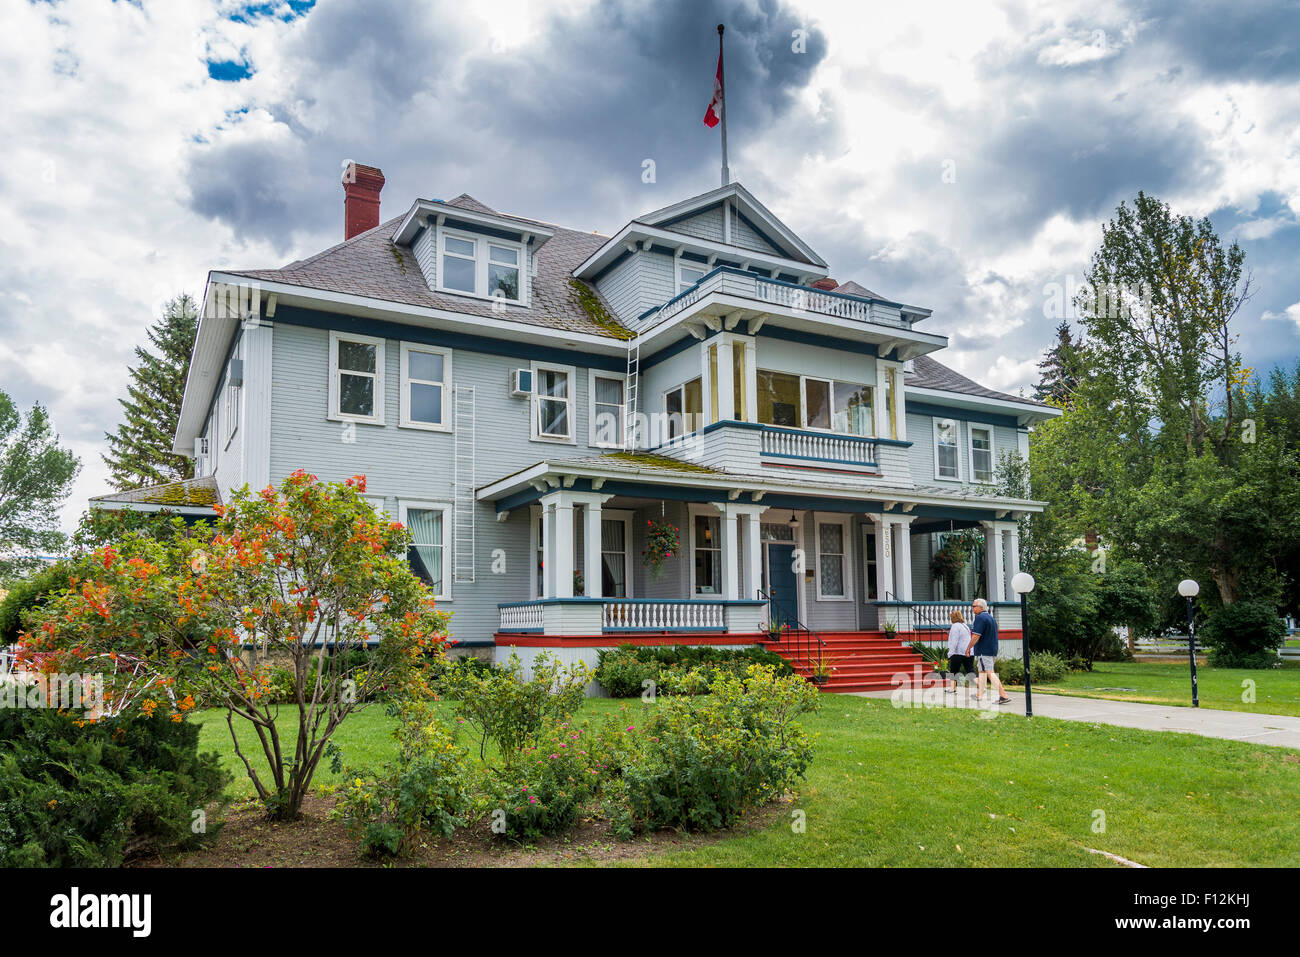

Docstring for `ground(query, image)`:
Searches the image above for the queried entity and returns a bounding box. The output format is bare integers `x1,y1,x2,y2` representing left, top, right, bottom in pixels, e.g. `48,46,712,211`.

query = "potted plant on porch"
882,620,898,641
810,657,835,686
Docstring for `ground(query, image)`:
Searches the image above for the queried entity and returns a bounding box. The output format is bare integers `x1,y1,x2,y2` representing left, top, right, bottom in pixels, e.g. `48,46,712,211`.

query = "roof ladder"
624,336,640,449
453,385,476,583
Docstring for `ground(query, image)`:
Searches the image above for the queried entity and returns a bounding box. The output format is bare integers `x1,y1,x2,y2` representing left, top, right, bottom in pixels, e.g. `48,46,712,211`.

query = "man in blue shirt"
965,598,1012,705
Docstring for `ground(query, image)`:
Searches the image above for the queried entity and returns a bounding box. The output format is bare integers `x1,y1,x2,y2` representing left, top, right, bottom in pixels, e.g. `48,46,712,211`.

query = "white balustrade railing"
760,426,876,466
499,603,545,632
603,600,725,631
643,269,910,332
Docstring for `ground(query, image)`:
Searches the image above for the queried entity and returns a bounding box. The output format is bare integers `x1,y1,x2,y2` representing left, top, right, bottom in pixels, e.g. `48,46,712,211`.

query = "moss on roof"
601,452,719,473
142,483,219,506
567,279,634,340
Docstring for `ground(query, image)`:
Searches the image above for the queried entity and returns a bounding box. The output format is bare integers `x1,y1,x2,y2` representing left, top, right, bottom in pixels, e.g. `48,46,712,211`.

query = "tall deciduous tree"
0,391,80,579
102,294,198,490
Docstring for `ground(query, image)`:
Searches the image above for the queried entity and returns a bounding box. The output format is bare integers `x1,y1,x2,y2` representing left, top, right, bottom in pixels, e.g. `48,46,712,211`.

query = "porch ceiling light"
1011,572,1035,594
788,511,799,527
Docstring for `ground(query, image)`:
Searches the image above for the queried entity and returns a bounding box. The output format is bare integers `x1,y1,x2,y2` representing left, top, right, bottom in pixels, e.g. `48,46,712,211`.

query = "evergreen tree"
103,294,199,490
1033,320,1084,407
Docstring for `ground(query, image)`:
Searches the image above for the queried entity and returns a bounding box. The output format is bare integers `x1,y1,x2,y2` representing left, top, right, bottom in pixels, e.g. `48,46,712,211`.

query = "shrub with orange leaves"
25,470,450,821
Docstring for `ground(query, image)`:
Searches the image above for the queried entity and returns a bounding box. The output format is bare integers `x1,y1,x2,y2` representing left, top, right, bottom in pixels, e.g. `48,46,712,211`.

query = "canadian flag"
703,52,723,128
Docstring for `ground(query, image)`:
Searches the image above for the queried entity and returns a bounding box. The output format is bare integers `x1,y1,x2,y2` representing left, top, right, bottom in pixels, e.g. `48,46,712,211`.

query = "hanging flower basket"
642,519,680,580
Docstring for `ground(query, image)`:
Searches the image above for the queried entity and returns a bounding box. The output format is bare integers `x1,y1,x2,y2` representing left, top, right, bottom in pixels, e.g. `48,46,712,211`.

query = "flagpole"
718,23,729,186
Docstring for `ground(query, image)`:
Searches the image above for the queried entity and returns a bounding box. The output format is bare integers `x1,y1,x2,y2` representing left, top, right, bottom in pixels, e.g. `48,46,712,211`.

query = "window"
883,366,898,439
329,331,384,423
665,378,703,439
223,360,240,446
817,521,847,599
533,511,545,598
757,370,874,436
589,372,625,448
862,530,878,601
732,342,749,421
969,425,995,483
601,518,628,598
400,502,451,598
533,363,574,441
934,418,960,480
707,344,720,424
437,230,524,303
693,513,721,595
400,343,451,430
678,262,707,292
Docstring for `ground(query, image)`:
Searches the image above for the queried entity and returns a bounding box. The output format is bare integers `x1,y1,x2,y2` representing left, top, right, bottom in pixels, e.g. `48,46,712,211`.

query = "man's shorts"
977,655,997,673
948,654,976,675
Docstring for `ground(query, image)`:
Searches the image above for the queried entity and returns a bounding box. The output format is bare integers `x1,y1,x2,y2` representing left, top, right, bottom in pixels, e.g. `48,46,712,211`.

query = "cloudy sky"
3,0,1300,531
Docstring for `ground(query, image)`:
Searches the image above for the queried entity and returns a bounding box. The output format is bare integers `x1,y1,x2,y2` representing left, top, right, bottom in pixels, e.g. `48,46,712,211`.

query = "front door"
766,543,799,629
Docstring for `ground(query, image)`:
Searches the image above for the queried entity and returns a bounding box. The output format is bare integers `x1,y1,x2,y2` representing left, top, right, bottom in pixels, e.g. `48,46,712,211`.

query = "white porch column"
583,501,603,599
719,504,740,601
895,518,914,603
541,491,575,598
871,515,895,600
982,521,1005,603
727,506,764,599
1005,524,1021,601
542,502,556,597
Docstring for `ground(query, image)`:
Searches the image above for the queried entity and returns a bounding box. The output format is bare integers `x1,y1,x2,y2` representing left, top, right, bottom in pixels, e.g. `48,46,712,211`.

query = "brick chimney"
810,277,838,290
341,162,385,240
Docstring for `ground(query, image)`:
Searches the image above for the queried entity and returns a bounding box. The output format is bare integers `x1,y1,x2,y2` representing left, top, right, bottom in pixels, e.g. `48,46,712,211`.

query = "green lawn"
196,693,1300,867
1028,660,1300,716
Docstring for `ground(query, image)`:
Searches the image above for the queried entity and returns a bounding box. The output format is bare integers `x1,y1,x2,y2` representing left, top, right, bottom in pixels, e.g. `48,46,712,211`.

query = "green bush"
995,651,1069,685
609,664,820,835
443,651,590,760
0,709,229,867
0,562,72,646
335,701,472,857
1201,599,1286,668
594,644,792,698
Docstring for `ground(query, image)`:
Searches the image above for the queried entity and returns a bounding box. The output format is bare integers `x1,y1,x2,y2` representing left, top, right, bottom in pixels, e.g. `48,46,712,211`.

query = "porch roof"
477,452,1046,520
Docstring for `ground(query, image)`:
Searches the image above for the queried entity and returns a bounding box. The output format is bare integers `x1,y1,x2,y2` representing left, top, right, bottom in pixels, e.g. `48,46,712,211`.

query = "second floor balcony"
634,266,947,362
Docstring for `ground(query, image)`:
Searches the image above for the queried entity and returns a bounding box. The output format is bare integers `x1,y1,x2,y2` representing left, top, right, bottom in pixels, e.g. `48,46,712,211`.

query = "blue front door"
767,543,799,629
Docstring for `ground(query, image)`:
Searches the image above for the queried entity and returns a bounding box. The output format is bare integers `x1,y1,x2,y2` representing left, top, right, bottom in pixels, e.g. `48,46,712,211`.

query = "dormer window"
437,229,524,304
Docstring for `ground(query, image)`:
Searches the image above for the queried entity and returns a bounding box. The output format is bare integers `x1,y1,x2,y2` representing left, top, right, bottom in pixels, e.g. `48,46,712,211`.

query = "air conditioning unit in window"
510,368,533,397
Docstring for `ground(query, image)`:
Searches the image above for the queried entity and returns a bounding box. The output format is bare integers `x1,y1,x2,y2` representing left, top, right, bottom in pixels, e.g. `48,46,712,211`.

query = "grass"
1027,660,1300,716
196,692,1300,867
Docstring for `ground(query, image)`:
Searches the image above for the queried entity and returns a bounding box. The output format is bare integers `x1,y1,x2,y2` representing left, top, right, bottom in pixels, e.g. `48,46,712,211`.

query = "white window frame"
435,227,526,305
663,377,704,440
677,260,707,293
399,342,453,432
398,499,452,600
967,423,996,484
814,515,852,602
687,504,723,598
596,509,635,599
756,369,875,438
588,370,626,449
531,361,576,444
933,417,962,482
328,330,386,425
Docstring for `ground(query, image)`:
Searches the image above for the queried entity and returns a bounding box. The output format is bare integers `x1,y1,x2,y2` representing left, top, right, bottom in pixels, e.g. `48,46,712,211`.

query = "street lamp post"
1178,579,1200,708
1012,572,1036,718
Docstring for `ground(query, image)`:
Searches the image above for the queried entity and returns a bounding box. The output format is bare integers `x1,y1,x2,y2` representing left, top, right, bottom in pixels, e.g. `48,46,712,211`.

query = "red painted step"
763,630,945,694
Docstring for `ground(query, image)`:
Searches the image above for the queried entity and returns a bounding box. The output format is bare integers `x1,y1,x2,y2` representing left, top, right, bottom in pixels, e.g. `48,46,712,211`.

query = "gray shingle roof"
90,477,222,510
908,355,1049,407
226,195,631,339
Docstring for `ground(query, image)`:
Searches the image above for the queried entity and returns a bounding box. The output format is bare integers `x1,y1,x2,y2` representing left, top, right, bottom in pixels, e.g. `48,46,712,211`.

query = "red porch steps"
764,630,941,693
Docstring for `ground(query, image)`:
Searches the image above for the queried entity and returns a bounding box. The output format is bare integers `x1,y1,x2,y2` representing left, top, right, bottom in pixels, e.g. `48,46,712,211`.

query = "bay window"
665,378,703,439
757,370,874,436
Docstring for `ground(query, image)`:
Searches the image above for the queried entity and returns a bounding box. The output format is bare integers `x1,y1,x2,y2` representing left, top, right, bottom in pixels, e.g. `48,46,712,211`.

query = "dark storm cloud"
1136,0,1300,81
185,0,826,248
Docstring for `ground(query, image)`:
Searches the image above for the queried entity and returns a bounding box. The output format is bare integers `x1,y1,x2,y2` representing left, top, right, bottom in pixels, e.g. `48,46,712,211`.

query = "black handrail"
757,588,826,682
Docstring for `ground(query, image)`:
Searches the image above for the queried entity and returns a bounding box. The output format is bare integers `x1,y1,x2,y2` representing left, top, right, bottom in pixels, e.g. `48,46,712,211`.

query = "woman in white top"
945,610,974,693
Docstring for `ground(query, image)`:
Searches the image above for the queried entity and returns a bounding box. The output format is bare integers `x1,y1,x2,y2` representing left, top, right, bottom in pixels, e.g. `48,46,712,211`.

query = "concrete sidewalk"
859,688,1300,749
